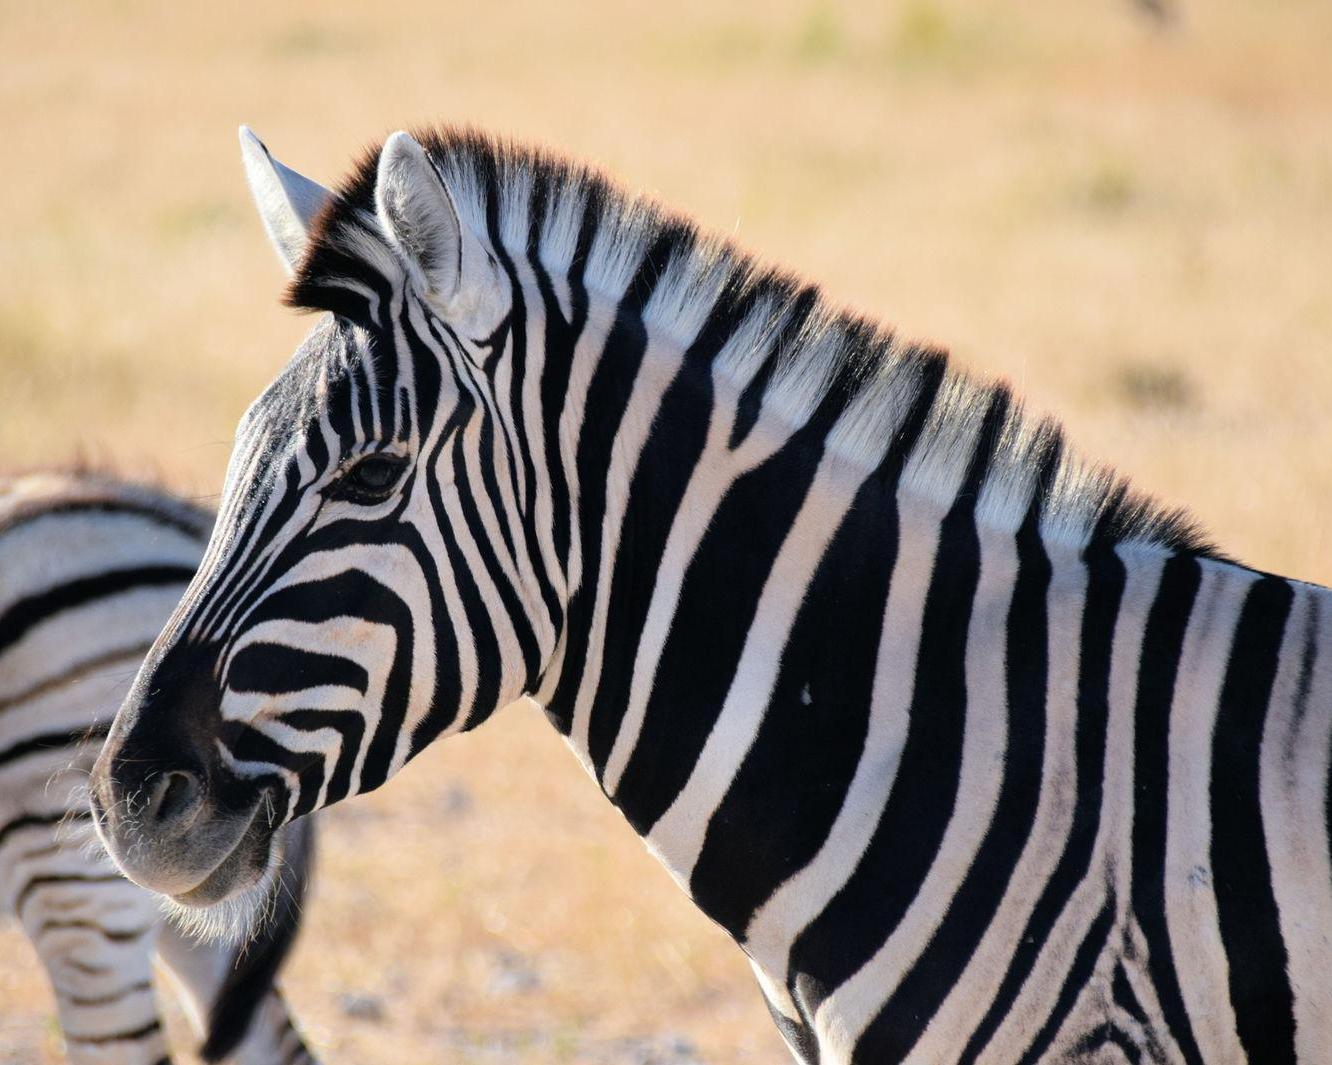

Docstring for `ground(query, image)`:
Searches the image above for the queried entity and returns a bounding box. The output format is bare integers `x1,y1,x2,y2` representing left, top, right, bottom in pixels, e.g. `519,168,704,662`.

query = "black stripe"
1111,963,1149,1027
961,539,1122,1062
0,642,155,714
728,285,818,449
0,566,194,653
228,643,369,696
859,405,1050,1057
690,357,944,937
543,234,679,735
0,498,208,541
611,351,865,828
237,570,413,799
484,179,564,663
63,980,153,1007
275,708,366,804
66,1020,162,1045
787,385,996,1010
582,293,737,775
1015,898,1117,1064
37,919,151,942
528,172,595,625
1129,553,1205,1065
0,811,89,849
1211,575,1296,1063
0,725,109,768
16,872,124,914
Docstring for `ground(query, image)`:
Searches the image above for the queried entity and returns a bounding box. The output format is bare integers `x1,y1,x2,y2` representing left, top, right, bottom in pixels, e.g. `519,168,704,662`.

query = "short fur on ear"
374,131,469,303
239,126,332,275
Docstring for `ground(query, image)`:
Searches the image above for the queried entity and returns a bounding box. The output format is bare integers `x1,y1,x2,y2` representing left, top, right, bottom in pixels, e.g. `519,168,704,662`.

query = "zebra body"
1,472,315,1064
92,128,1332,1063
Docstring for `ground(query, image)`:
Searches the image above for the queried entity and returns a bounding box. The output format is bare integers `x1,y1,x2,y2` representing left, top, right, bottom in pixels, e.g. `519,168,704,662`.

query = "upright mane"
287,125,1216,560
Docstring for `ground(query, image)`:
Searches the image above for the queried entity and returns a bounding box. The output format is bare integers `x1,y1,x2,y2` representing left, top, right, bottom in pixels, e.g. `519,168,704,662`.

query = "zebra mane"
287,126,1216,559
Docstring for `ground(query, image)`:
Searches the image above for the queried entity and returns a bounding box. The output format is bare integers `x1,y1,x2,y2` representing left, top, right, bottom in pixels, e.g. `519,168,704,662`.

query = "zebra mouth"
167,795,276,908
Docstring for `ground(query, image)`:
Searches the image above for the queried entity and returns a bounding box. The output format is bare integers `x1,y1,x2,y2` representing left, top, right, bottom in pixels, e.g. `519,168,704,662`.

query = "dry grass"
1,1,1330,1061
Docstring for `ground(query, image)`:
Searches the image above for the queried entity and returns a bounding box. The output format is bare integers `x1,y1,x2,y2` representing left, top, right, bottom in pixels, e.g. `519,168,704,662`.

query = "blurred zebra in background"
92,128,1332,1063
1,471,315,1064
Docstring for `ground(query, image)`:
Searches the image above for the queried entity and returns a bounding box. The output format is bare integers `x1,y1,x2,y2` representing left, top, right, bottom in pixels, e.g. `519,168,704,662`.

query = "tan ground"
2,1,1330,1062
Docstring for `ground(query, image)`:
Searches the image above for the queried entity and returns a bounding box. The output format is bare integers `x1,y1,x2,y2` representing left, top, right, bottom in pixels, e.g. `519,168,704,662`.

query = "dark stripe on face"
1129,553,1205,1065
0,567,194,653
223,722,327,815
202,460,316,646
785,390,998,1010
273,708,366,806
687,357,943,937
364,329,398,444
228,643,369,696
236,570,414,798
1211,575,1295,1063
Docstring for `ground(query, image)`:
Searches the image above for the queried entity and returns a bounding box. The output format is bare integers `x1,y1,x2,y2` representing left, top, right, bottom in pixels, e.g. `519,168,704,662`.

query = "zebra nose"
142,769,204,831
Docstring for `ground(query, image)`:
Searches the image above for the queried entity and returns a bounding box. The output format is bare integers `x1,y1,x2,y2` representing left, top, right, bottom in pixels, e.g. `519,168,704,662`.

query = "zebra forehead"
247,318,352,423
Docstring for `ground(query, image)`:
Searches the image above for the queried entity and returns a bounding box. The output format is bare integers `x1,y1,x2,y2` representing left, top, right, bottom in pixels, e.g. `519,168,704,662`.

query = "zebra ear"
238,126,332,276
374,130,471,304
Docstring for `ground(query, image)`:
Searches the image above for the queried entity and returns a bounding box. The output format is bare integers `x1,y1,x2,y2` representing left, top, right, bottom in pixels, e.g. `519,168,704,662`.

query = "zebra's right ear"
374,130,476,307
238,126,332,276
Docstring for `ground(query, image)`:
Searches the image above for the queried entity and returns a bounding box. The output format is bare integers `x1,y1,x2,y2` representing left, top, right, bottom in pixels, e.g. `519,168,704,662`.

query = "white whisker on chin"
159,859,278,948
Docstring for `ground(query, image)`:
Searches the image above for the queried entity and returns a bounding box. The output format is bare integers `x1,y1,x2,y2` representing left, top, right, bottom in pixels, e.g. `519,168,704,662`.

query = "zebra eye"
333,454,407,503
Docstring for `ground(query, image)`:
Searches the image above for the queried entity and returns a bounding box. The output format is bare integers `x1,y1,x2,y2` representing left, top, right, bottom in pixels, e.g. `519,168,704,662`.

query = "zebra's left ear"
239,126,332,276
375,130,481,306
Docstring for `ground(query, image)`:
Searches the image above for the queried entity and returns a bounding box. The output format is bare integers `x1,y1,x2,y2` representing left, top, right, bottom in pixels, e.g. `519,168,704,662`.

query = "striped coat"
1,471,314,1064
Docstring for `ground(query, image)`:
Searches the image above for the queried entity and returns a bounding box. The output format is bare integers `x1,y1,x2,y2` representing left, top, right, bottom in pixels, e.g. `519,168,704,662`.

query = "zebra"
1,470,316,1064
90,125,1331,1063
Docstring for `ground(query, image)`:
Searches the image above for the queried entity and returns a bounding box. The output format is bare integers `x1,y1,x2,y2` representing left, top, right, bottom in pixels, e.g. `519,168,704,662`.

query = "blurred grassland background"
2,0,1331,1062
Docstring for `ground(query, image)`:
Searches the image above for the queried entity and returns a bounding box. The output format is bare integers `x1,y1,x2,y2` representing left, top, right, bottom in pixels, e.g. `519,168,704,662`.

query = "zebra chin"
159,839,285,946
89,767,283,917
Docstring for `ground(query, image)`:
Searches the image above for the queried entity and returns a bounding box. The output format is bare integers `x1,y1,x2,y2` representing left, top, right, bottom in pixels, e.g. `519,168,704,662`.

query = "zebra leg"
7,822,171,1065
154,818,317,1065
156,930,313,1065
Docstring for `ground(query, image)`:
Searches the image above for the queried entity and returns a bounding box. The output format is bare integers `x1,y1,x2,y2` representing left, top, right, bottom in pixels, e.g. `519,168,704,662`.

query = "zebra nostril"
144,769,203,830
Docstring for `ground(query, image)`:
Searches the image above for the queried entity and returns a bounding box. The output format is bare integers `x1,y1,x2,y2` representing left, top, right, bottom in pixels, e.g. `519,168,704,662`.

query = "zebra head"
91,129,552,916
